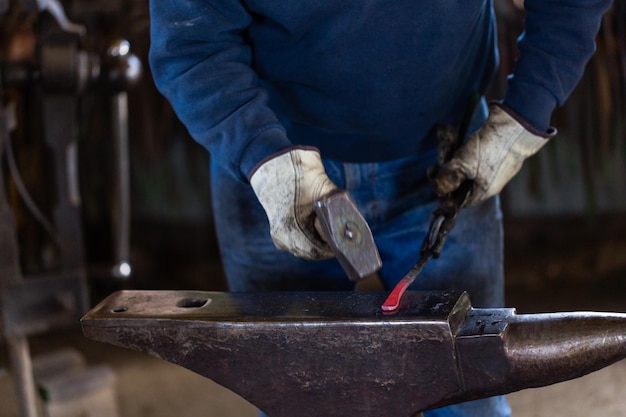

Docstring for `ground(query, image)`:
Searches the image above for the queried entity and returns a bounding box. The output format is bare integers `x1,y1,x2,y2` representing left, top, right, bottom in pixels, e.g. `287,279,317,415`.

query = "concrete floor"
2,215,626,417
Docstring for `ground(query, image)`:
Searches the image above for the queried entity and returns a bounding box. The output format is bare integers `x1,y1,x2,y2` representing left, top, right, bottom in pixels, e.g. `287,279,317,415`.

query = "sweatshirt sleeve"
504,0,614,131
149,0,292,182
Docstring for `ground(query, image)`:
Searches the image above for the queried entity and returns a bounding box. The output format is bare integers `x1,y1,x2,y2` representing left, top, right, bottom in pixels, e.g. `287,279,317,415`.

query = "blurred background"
0,1,625,416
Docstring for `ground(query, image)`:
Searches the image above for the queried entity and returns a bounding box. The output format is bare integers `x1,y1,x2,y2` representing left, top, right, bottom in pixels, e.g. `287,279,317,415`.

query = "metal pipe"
110,91,132,279
106,39,142,280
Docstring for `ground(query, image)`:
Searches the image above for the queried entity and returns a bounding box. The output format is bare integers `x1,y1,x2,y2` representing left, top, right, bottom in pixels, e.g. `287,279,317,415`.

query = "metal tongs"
382,96,479,312
381,178,472,312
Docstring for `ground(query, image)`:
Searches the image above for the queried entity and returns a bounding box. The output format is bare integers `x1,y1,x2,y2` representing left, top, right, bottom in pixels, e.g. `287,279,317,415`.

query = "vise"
81,290,626,417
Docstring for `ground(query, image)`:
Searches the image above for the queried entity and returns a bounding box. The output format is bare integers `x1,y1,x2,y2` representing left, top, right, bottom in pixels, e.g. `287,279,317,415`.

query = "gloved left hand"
430,103,556,206
249,147,337,260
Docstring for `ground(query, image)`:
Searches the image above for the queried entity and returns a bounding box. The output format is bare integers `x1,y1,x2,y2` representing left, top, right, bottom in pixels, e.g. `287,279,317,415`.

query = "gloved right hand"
249,147,338,260
430,104,555,206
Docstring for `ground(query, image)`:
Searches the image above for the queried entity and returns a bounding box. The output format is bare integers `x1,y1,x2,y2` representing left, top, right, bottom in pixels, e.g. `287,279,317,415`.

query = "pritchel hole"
176,298,208,308
112,307,128,313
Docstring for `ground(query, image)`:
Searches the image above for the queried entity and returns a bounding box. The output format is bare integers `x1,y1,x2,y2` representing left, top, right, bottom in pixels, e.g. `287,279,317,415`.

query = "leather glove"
249,147,337,260
430,103,556,206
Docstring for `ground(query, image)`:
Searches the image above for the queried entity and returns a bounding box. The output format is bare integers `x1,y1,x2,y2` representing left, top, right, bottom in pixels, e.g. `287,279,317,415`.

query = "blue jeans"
210,150,510,417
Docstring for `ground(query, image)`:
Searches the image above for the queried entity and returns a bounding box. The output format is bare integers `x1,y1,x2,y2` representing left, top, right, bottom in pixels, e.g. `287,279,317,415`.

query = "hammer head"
314,189,382,281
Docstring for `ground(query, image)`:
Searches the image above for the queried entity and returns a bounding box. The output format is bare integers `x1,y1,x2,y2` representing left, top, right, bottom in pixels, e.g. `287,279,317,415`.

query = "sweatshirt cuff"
239,126,293,181
503,82,558,133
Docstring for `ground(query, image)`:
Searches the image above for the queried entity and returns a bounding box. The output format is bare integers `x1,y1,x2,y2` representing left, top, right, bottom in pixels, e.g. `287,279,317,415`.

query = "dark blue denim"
212,149,505,296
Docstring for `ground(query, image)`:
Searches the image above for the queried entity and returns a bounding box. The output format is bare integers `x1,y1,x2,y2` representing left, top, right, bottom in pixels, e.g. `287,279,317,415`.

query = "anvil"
81,290,626,417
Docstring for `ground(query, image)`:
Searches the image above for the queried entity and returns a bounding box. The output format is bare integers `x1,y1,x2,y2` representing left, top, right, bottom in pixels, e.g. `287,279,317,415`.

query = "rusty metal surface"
82,290,626,417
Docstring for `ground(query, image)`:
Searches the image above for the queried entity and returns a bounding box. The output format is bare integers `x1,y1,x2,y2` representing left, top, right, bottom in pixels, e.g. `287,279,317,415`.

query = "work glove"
430,103,556,207
249,147,337,260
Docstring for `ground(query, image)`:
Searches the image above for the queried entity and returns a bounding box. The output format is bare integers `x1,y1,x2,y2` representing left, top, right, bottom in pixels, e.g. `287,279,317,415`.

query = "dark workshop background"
107,1,625,303
3,0,624,299
1,1,626,416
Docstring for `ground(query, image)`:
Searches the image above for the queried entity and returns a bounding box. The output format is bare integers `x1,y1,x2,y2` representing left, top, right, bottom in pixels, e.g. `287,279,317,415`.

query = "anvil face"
82,291,472,417
81,290,626,417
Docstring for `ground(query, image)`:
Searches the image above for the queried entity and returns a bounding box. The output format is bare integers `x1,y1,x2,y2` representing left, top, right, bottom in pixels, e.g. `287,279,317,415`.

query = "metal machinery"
0,1,141,415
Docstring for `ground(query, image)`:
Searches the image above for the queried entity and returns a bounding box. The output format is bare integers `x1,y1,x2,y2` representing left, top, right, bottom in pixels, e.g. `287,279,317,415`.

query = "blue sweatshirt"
149,0,613,182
